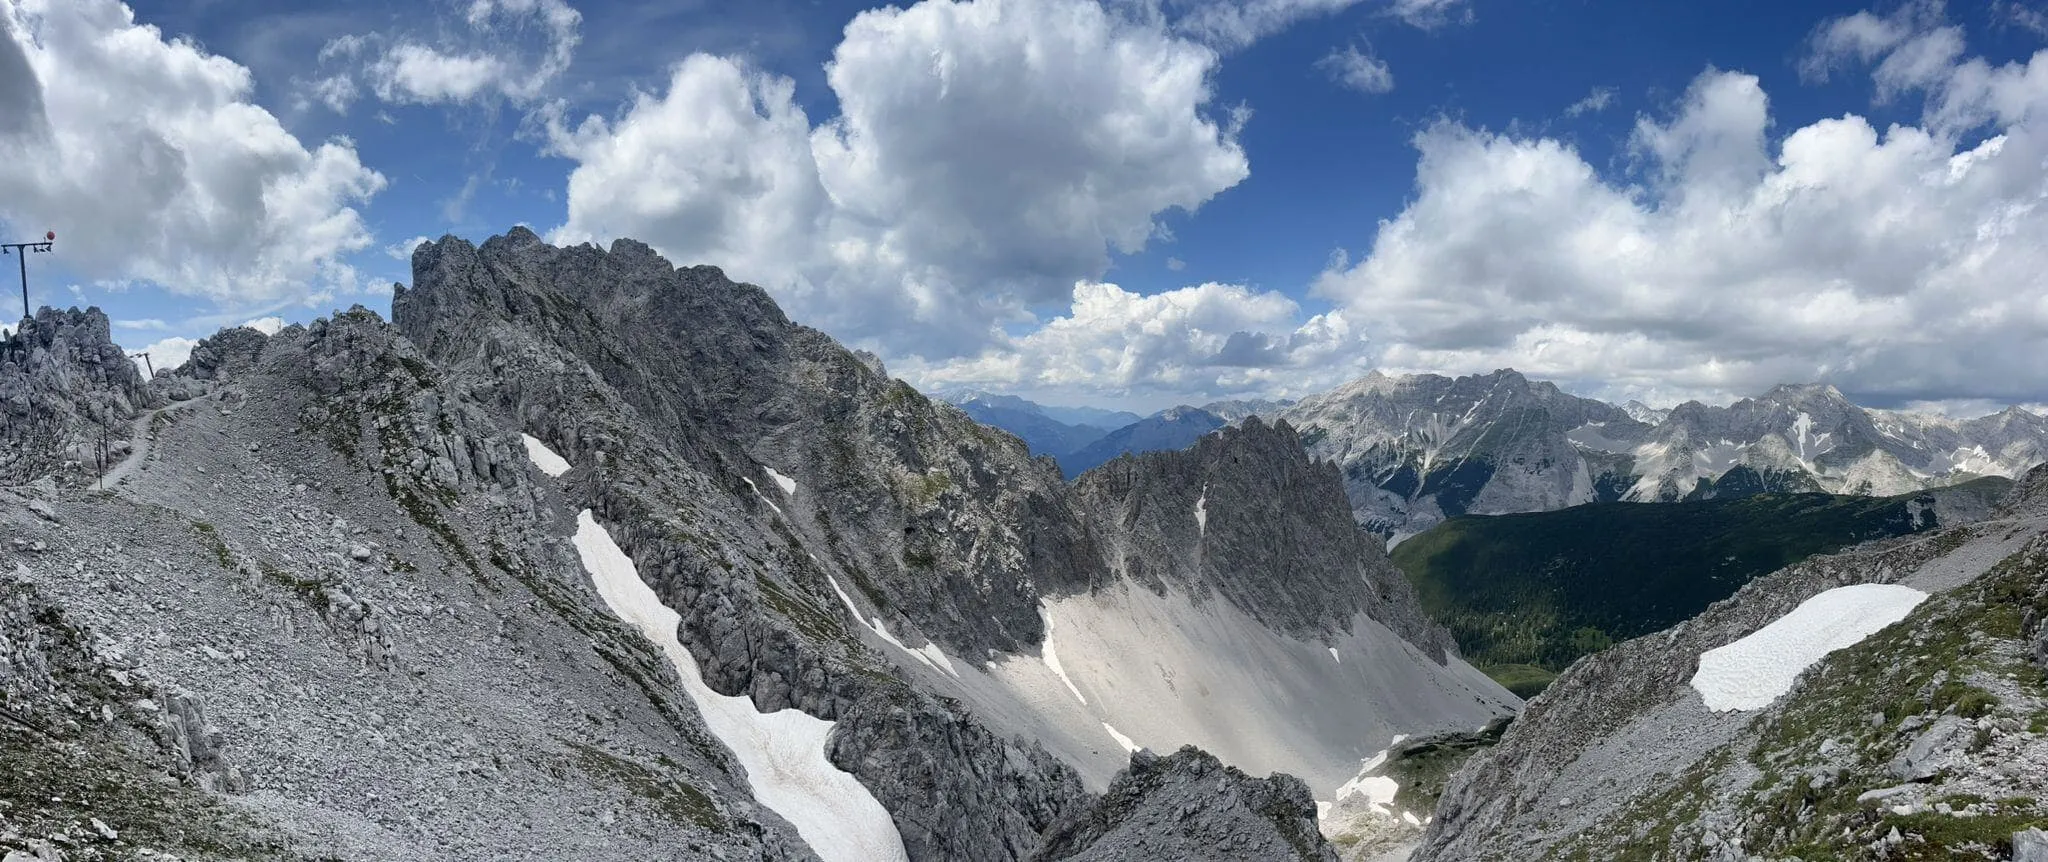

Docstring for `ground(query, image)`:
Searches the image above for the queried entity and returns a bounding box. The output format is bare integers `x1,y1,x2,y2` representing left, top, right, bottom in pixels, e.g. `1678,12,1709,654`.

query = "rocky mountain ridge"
0,229,1507,861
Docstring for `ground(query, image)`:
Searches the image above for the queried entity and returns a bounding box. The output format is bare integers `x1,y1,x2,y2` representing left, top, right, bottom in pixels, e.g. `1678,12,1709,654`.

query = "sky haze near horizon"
2,0,2047,416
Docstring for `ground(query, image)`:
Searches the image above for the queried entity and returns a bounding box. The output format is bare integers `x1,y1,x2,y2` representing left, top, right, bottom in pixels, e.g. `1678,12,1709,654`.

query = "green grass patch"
1480,663,1558,699
191,521,235,571
563,740,725,832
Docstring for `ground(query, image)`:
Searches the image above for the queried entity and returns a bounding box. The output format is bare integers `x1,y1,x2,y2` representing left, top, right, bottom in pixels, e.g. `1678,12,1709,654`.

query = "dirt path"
99,399,198,490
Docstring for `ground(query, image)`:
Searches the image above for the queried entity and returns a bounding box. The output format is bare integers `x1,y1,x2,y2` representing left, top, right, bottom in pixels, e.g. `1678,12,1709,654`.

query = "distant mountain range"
940,369,2048,540
1278,369,2048,537
934,390,1294,476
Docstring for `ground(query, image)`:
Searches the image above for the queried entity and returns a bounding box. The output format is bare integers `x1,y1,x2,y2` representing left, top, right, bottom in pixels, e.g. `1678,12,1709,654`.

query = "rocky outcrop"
830,696,1086,862
1033,746,1337,862
396,229,1106,660
0,307,155,485
1074,417,1451,656
394,230,1098,859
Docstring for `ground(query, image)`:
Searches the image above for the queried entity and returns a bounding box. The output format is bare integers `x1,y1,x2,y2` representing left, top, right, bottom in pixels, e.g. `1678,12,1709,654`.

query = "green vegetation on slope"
1556,540,2048,861
1391,481,2009,679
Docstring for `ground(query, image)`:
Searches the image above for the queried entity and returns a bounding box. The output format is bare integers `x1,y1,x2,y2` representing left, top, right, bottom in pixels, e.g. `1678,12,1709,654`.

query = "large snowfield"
1690,583,1929,711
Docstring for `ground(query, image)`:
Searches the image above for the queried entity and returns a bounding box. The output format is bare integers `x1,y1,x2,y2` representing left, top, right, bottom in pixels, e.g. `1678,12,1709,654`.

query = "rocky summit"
0,229,1508,862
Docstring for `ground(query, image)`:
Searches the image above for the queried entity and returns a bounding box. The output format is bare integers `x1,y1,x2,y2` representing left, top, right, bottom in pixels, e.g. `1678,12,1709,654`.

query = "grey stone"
1033,746,1338,862
1888,716,1965,782
2014,827,2048,862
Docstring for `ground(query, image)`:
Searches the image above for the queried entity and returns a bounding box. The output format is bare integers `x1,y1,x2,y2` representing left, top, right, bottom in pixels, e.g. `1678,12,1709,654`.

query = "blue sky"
4,0,2047,414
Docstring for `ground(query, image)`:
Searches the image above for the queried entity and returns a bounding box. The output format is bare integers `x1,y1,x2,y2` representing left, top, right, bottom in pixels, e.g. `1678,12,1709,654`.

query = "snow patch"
1040,615,1089,707
1334,758,1400,810
740,477,786,518
520,434,571,477
825,574,958,677
571,512,908,862
1194,486,1208,536
1328,647,1340,663
764,466,798,495
1102,722,1140,753
1690,583,1928,712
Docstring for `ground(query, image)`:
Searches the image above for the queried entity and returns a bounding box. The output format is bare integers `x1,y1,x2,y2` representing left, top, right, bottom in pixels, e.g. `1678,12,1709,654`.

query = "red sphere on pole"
45,231,54,241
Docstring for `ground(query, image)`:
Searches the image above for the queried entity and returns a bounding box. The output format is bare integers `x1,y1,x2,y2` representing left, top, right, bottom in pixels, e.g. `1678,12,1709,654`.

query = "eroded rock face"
1033,746,1338,862
0,307,155,485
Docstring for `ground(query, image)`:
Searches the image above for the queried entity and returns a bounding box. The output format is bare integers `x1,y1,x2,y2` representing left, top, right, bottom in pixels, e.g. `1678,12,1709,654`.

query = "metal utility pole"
3,231,56,321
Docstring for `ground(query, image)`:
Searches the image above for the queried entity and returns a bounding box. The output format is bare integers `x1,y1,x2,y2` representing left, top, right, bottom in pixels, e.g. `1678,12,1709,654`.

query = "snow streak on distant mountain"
1278,370,2048,538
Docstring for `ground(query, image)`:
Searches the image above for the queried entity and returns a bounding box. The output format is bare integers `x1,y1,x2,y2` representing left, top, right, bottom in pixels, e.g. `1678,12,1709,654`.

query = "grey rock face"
397,229,1105,660
1073,417,1450,655
1280,369,1634,537
2015,827,2048,862
395,229,1096,859
829,696,1086,862
1033,746,1338,862
1887,714,1966,781
0,307,155,485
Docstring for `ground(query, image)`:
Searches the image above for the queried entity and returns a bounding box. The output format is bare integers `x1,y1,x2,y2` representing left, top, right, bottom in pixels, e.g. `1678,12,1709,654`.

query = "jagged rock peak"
1034,745,1339,862
396,230,789,363
0,306,157,484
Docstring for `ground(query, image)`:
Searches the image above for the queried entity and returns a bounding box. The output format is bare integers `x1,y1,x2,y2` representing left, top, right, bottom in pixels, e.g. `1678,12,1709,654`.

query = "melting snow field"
1691,583,1928,712
764,466,798,495
571,512,908,862
521,434,571,477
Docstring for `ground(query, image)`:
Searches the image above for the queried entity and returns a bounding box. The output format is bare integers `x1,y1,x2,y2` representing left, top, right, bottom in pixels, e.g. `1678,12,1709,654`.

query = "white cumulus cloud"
1313,12,2048,407
547,0,1249,358
0,0,386,309
898,279,1370,403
